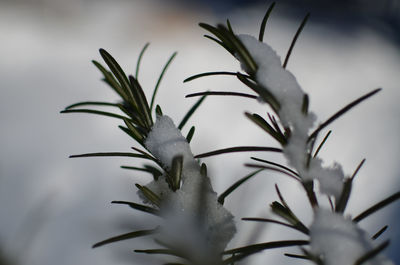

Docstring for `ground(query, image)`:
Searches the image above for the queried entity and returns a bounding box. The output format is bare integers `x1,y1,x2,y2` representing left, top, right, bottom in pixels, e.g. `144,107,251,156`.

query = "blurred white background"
0,0,399,264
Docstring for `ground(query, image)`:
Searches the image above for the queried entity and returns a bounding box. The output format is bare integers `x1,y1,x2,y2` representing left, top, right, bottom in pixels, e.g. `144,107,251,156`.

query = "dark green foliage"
250,157,299,177
313,130,331,158
178,95,207,130
183,71,248,83
195,146,282,159
120,164,163,180
308,88,381,141
354,240,390,265
245,112,286,145
372,225,388,240
150,52,177,111
186,91,257,99
218,169,264,205
167,156,183,191
111,201,160,216
135,184,161,207
283,13,310,69
259,2,276,42
62,5,399,265
136,42,150,79
93,228,158,248
223,240,309,263
353,192,400,222
185,126,195,143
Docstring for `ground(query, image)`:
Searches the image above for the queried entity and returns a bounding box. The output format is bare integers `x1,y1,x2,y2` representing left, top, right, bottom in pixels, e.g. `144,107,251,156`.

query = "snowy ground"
0,1,399,265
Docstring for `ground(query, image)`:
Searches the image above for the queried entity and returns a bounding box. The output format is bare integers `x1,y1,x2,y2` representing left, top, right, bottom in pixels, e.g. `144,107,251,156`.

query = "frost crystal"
143,115,236,262
310,209,394,265
238,34,346,200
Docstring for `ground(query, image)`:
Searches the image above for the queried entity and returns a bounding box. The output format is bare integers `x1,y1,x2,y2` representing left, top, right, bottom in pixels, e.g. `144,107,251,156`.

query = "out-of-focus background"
0,0,399,265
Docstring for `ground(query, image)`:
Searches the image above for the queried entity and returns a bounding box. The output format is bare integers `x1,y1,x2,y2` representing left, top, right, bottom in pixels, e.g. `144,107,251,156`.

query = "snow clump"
143,115,236,262
310,209,394,265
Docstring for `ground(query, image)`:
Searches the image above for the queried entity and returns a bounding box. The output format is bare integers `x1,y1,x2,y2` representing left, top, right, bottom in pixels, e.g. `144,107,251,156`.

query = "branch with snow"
195,14,397,265
63,7,399,265
143,115,236,263
238,34,345,201
310,209,394,265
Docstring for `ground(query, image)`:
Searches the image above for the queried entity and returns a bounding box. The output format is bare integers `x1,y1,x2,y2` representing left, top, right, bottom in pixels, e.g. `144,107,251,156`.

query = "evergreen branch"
335,177,353,213
93,228,158,248
168,155,183,191
135,183,161,207
119,126,145,147
129,75,153,129
60,109,129,120
178,95,207,130
183,71,247,83
302,94,309,114
118,103,146,128
69,152,150,159
226,19,234,34
268,113,284,137
186,126,195,143
354,240,390,265
122,119,145,144
351,158,366,180
131,146,158,162
353,191,400,222
150,52,177,111
218,169,264,204
222,240,309,263
99,48,137,107
336,159,365,213
275,184,309,234
372,225,388,240
136,42,150,79
259,2,276,42
313,130,332,158
199,23,235,54
155,105,163,116
134,249,179,256
92,60,129,101
186,91,257,99
64,101,120,110
203,35,232,53
309,88,382,142
120,164,163,180
112,201,160,216
250,157,299,177
236,73,280,112
302,180,319,208
284,253,310,260
217,25,258,75
195,146,282,159
283,13,310,69
245,164,300,181
245,112,286,145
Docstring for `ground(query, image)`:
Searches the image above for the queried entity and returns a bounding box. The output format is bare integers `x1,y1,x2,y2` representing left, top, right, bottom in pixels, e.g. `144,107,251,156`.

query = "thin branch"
283,13,310,69
186,91,257,99
353,191,400,222
308,88,382,142
195,146,282,159
259,2,276,42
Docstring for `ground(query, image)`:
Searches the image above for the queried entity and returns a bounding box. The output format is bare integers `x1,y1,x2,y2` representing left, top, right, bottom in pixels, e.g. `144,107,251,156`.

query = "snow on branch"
143,115,236,263
238,34,345,201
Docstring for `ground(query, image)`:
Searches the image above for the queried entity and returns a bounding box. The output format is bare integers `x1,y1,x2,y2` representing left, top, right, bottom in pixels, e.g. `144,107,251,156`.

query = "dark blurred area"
171,0,400,43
